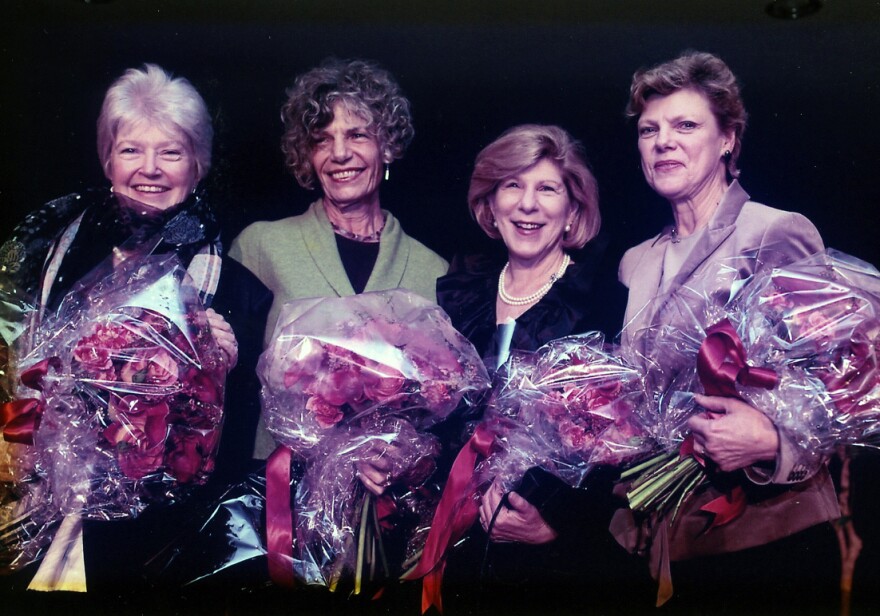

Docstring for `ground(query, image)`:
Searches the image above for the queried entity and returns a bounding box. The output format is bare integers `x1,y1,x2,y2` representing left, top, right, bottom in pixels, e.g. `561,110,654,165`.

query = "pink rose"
306,395,345,428
361,361,406,402
310,367,365,407
73,342,114,375
282,342,325,390
120,347,180,387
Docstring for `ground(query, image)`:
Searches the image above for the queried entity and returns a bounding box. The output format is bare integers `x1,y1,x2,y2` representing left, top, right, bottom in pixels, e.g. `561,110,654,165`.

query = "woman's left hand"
688,394,779,472
479,479,558,545
206,308,238,371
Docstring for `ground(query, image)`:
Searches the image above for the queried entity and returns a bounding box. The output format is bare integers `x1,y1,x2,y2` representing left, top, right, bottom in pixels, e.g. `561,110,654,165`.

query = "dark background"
2,0,879,612
2,1,879,267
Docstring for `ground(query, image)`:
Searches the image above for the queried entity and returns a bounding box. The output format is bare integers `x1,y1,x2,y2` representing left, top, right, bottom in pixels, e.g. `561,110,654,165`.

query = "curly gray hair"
280,58,414,189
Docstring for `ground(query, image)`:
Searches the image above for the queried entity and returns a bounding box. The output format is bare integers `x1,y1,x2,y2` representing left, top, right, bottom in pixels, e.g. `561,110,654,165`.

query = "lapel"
300,200,356,297
663,181,748,296
623,181,749,340
364,210,408,293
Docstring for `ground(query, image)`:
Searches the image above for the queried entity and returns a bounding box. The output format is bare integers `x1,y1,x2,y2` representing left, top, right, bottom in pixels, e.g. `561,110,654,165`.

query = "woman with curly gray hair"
230,58,447,466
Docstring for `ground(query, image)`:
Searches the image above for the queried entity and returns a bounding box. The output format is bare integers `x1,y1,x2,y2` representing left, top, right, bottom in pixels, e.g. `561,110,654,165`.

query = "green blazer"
229,199,448,458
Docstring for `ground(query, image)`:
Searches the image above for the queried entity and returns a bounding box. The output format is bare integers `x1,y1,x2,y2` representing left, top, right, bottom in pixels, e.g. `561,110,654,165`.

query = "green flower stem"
371,494,390,578
620,452,675,480
354,492,372,596
628,458,699,511
669,470,708,522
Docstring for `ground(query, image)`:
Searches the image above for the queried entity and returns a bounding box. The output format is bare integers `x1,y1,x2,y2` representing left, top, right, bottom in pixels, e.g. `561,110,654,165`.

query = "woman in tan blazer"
613,51,840,614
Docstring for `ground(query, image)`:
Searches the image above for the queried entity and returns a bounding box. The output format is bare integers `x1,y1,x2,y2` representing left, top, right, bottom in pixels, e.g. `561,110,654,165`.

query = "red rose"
165,428,218,484
104,395,171,478
183,366,224,405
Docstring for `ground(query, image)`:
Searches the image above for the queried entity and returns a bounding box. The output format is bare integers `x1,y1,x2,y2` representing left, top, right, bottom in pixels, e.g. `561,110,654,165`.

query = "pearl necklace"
498,254,571,306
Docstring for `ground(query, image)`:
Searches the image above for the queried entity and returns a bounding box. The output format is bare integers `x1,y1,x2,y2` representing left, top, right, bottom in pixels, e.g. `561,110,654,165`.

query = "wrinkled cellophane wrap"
0,253,225,573
259,289,490,587
623,249,880,518
733,249,880,453
478,332,649,493
0,273,36,572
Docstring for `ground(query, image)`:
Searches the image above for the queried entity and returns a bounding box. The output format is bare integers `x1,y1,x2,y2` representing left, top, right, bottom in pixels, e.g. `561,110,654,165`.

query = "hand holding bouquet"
623,249,880,525
259,289,489,591
482,333,648,493
0,253,225,583
408,332,648,613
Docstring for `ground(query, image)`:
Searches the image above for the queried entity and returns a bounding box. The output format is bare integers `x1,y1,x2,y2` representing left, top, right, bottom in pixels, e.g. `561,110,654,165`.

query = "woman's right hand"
478,479,558,545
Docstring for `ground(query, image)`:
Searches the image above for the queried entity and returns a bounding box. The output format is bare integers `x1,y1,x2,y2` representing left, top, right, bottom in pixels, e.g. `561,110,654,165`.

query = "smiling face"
107,122,199,210
490,158,574,268
309,102,386,212
637,88,734,206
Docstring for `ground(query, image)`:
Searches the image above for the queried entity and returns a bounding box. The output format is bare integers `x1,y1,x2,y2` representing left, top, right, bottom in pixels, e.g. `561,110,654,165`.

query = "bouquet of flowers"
622,249,880,524
0,253,225,583
480,332,648,493
259,289,489,591
406,333,648,614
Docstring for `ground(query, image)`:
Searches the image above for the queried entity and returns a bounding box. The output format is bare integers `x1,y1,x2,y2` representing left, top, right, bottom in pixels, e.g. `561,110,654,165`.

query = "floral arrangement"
407,333,648,614
623,249,880,524
259,289,489,592
481,333,648,491
0,254,225,580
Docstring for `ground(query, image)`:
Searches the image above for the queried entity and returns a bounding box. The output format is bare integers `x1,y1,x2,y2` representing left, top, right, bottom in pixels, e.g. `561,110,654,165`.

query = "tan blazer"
613,181,839,566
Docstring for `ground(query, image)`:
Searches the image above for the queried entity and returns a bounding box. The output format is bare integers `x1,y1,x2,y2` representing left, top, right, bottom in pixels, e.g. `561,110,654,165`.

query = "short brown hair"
627,50,747,179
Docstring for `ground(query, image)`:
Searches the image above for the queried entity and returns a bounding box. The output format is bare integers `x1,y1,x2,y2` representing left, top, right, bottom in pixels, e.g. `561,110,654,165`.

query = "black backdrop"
3,1,879,267
3,0,880,611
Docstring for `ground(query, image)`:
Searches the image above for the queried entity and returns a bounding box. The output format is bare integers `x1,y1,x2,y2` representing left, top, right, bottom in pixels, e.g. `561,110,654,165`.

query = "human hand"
206,308,238,371
478,479,558,545
688,394,779,472
356,441,401,496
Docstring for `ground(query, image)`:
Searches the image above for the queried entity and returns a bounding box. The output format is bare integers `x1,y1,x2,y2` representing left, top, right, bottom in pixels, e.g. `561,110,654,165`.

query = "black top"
334,234,380,294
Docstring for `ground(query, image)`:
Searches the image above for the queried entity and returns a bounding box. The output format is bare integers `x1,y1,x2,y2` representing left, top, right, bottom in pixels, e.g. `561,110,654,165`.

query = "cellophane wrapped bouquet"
406,333,648,614
259,289,489,591
480,332,649,495
623,249,880,523
0,253,225,581
0,273,36,571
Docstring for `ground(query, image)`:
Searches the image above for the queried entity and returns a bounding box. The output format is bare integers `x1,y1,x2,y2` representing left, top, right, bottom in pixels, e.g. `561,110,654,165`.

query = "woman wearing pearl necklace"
433,125,641,615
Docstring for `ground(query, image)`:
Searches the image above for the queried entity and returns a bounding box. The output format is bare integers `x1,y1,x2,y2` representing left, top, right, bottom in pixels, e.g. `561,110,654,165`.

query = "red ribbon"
404,423,496,614
266,445,296,588
0,357,60,445
693,319,777,528
697,320,778,396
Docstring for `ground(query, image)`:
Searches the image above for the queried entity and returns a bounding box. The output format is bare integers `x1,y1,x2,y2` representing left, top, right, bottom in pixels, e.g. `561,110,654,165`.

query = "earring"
565,223,572,234
109,185,114,193
723,149,731,158
492,219,498,228
384,163,390,181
